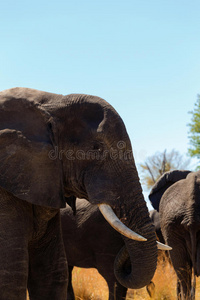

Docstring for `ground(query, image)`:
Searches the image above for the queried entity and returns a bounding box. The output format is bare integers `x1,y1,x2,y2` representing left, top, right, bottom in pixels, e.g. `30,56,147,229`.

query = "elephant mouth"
98,204,147,241
98,204,172,250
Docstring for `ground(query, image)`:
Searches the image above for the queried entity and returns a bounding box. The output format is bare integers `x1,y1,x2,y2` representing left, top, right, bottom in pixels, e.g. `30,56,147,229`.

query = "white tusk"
157,241,172,250
98,204,147,242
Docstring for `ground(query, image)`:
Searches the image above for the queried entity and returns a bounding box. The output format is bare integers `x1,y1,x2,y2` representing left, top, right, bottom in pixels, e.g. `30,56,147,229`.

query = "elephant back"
149,170,191,211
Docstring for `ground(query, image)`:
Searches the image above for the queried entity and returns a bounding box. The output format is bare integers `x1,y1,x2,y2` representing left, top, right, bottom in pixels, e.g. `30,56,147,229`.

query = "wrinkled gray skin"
149,170,200,300
149,210,165,244
149,209,170,272
61,199,156,300
0,87,157,300
61,198,127,300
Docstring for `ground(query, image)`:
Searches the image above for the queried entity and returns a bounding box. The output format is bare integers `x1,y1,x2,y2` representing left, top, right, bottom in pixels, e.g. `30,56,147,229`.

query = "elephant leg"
167,238,192,300
0,190,32,300
102,278,127,300
97,264,127,300
175,261,192,300
28,212,68,300
67,266,75,300
113,281,127,300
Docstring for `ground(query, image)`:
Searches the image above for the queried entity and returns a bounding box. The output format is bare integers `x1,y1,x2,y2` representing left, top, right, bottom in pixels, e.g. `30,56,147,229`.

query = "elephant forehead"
1,88,127,139
46,97,129,143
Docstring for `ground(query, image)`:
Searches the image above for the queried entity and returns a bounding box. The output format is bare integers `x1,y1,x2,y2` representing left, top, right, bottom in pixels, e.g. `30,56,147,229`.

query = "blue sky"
1,0,200,208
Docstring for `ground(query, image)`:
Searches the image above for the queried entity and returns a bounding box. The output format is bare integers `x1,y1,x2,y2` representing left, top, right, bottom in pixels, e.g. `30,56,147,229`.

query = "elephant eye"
92,143,103,152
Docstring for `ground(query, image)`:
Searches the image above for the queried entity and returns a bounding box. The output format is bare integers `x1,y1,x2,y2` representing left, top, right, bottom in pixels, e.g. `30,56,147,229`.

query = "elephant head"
149,170,191,211
0,87,159,289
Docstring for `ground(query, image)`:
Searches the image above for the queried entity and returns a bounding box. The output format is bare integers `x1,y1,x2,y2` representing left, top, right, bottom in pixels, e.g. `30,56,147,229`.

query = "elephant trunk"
114,216,157,289
113,178,157,289
86,158,157,289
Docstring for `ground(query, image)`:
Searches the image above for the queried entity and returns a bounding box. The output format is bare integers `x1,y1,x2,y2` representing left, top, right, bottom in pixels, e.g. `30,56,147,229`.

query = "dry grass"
72,268,109,300
26,254,200,299
71,255,200,300
72,261,176,300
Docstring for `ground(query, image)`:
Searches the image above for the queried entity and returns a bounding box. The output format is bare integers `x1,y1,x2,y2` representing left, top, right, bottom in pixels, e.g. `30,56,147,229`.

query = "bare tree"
140,149,190,190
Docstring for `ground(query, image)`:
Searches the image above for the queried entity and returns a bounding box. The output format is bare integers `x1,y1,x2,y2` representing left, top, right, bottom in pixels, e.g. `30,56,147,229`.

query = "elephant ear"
149,170,191,211
0,94,65,208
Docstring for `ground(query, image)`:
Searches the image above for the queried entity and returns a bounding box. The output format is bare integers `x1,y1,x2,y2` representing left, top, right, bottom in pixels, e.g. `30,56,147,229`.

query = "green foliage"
188,95,200,159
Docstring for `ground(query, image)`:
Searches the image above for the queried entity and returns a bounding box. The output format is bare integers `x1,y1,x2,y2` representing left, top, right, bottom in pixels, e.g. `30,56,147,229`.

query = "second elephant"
149,170,200,300
149,209,165,245
61,199,157,300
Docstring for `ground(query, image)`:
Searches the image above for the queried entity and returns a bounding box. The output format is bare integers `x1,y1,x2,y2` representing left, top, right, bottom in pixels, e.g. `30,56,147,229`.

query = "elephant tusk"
98,204,147,242
157,241,172,250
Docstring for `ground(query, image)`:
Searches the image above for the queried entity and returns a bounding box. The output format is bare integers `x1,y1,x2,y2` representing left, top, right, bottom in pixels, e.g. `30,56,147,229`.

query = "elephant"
61,200,164,300
61,198,127,300
0,87,168,300
149,209,164,244
149,209,171,274
149,169,200,300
